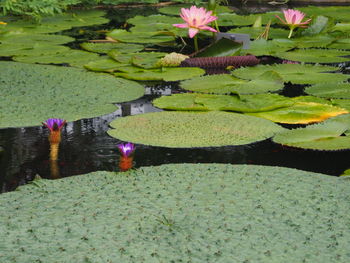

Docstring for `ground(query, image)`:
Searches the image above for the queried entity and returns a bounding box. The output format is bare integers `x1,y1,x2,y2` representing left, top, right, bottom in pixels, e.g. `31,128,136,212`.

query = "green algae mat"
0,62,144,128
0,163,349,262
108,111,284,147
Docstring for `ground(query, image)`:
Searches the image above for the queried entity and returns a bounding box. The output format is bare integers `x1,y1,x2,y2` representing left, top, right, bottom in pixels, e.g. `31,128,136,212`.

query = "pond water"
1,5,350,193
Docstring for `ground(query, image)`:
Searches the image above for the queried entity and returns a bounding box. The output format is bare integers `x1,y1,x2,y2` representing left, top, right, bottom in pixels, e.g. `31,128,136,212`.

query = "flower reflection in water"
118,142,135,172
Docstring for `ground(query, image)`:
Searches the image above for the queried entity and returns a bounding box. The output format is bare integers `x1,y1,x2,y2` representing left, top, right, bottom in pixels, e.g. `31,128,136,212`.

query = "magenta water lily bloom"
118,142,135,157
173,6,218,38
276,9,311,38
43,118,66,132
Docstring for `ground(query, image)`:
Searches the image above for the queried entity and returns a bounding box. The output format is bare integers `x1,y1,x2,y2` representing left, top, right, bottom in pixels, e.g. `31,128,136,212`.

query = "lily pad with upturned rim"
232,64,349,85
273,113,350,151
108,111,284,148
247,102,348,124
0,61,144,128
180,71,284,95
305,83,350,99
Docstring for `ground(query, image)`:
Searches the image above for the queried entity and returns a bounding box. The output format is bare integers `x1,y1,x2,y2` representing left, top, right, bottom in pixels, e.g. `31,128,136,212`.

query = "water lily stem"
194,35,198,52
288,28,294,38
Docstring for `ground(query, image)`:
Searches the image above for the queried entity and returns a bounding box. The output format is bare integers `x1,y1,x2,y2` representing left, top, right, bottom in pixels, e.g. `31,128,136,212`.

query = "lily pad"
305,83,350,99
273,113,350,150
232,64,348,85
243,39,292,56
84,58,128,72
340,168,350,176
327,38,350,50
108,111,283,148
180,71,284,95
298,6,350,22
301,16,331,36
1,163,349,262
331,99,350,111
80,42,144,54
107,29,175,44
158,4,233,16
248,102,348,124
13,49,100,68
0,61,144,128
276,48,350,63
131,52,168,69
153,93,295,113
227,27,290,39
115,67,205,82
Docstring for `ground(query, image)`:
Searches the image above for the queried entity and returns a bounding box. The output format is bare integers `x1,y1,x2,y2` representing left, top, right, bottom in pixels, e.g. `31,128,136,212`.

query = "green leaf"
115,67,205,81
298,6,350,22
0,61,144,128
228,27,289,39
84,58,129,73
248,102,348,124
131,52,167,69
331,23,350,33
108,111,283,147
232,64,348,85
180,71,284,95
305,83,350,99
153,93,209,111
107,29,175,44
195,38,242,57
273,113,350,150
276,48,350,63
243,39,292,56
80,42,144,54
301,16,330,36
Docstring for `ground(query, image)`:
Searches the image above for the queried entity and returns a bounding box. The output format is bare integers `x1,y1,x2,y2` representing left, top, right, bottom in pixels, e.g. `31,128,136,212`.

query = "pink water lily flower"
118,142,135,157
43,118,66,132
276,9,311,38
173,6,218,38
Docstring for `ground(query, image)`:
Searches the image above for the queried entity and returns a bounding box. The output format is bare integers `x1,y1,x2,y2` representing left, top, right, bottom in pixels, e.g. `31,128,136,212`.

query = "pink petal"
188,28,199,38
198,25,217,32
173,23,188,28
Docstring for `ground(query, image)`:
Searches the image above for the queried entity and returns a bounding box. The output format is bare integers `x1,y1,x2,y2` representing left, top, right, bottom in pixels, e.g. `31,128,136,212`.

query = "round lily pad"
227,27,290,39
80,42,144,54
232,64,349,85
305,83,350,99
180,71,284,95
273,113,350,150
1,164,350,262
107,29,175,44
0,61,144,128
108,111,283,148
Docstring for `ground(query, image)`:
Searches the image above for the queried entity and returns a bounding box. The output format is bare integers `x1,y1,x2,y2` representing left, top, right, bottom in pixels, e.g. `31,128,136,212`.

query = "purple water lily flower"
43,118,66,132
118,142,135,157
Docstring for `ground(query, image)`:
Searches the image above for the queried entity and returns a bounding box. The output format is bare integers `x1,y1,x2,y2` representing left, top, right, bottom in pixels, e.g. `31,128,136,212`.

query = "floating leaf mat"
1,164,350,262
108,111,283,147
232,64,348,85
0,62,144,128
273,113,350,151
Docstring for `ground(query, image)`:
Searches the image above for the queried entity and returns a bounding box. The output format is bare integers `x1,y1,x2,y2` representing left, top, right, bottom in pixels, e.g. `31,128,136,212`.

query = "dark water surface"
1,5,350,193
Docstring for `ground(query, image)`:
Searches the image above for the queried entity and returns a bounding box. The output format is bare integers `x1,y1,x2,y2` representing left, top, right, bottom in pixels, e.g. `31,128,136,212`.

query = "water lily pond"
0,2,350,261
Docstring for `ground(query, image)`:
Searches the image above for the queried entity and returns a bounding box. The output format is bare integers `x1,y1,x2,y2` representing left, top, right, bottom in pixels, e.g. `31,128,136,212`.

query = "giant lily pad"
1,164,349,262
232,64,349,85
115,67,205,82
0,62,144,128
153,93,295,113
248,102,348,124
273,113,350,150
276,48,350,63
305,83,350,99
180,71,284,95
108,111,283,147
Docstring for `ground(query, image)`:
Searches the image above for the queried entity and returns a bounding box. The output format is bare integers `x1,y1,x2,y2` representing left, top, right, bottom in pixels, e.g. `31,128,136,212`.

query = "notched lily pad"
108,111,283,148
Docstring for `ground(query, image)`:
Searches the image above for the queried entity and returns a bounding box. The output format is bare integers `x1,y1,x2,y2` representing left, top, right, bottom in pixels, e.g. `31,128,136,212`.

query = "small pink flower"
173,6,217,38
276,9,311,38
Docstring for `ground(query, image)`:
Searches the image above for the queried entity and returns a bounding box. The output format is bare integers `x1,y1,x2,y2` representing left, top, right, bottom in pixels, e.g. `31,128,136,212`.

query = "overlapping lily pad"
228,27,289,39
4,163,348,262
298,6,350,22
248,102,348,124
243,39,292,56
276,48,350,63
153,93,294,112
305,83,350,99
180,71,284,95
80,42,144,54
327,38,350,50
331,99,350,111
108,111,283,147
273,113,350,150
107,29,175,44
232,64,348,85
115,67,205,82
0,61,144,128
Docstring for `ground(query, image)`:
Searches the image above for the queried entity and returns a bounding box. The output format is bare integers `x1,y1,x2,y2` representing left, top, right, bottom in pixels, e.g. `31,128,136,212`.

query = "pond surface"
1,5,350,193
